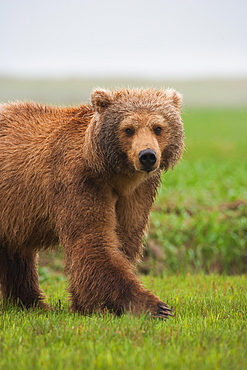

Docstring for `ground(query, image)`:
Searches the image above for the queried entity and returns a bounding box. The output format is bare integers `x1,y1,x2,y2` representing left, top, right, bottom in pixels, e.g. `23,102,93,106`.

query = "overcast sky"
1,0,247,79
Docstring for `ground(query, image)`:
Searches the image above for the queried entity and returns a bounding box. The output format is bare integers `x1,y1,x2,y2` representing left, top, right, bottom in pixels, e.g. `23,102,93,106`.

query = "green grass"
183,109,247,160
0,275,246,370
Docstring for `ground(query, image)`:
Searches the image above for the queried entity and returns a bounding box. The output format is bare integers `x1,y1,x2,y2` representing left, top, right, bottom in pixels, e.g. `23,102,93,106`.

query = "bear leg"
64,242,172,318
56,183,172,318
0,247,46,309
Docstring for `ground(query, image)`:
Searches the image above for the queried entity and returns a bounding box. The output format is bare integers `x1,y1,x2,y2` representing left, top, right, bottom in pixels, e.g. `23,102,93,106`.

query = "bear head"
84,88,184,176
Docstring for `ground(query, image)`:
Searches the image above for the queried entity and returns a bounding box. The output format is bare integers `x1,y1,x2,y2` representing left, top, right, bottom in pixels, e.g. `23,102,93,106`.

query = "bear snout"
138,149,157,172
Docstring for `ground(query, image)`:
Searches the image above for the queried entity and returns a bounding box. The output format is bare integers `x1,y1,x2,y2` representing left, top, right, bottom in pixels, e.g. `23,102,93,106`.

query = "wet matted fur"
0,88,184,318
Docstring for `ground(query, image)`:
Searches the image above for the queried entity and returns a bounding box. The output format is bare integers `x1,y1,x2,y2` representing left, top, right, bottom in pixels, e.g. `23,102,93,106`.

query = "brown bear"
0,88,184,318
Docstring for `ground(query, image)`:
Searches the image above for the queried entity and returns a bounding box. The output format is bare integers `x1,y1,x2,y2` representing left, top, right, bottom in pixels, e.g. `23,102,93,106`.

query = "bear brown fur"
0,88,184,318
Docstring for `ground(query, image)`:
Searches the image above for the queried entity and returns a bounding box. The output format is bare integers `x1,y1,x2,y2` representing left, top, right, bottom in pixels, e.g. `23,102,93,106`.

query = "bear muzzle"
138,149,157,173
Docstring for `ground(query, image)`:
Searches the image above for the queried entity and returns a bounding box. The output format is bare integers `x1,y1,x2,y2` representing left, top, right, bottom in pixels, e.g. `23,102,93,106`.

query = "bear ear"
164,89,183,111
91,89,113,113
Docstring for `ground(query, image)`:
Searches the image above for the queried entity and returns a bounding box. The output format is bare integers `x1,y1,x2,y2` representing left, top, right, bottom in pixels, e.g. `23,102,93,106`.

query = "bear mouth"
140,166,157,174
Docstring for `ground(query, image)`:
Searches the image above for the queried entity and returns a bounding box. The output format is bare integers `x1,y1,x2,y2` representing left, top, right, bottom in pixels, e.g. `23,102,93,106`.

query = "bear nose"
138,149,157,170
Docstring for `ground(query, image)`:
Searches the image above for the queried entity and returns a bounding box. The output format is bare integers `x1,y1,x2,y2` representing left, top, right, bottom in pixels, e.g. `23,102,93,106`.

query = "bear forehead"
119,112,167,129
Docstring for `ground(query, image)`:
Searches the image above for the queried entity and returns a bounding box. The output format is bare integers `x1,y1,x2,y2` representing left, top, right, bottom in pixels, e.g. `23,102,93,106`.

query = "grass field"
1,275,246,370
0,79,247,369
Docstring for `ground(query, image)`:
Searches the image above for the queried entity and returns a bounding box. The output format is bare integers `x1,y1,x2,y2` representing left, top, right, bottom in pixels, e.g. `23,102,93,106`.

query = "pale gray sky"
1,0,247,79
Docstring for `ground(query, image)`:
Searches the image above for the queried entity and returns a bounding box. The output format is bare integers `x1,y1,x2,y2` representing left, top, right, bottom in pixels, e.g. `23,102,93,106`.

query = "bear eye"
125,128,135,137
154,127,162,135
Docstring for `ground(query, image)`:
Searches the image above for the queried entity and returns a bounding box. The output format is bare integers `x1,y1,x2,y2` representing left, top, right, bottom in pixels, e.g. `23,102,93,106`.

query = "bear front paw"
131,295,174,319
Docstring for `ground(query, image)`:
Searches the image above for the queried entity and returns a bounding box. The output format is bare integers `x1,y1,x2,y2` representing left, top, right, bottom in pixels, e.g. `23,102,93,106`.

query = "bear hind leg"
0,247,46,309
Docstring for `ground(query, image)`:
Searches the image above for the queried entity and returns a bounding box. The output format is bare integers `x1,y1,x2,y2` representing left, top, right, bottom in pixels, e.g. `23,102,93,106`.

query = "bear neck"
107,170,161,197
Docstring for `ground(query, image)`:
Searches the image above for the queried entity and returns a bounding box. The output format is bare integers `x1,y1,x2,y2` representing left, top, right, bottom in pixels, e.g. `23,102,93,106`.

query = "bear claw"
158,303,172,311
156,302,174,319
